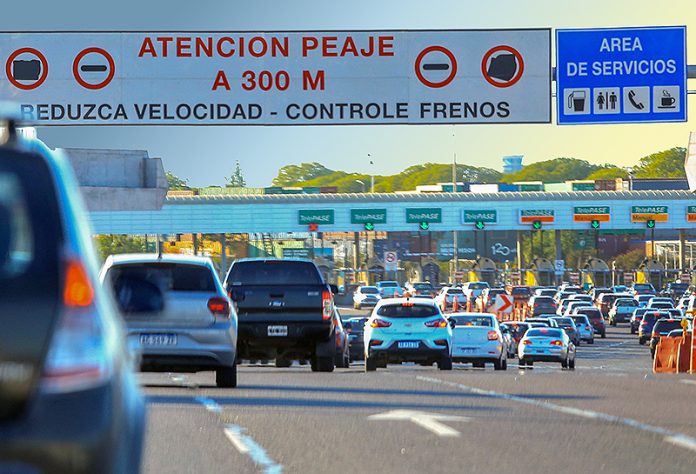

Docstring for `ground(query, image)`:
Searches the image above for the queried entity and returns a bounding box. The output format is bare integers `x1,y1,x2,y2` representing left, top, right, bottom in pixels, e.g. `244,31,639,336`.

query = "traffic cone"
452,297,459,312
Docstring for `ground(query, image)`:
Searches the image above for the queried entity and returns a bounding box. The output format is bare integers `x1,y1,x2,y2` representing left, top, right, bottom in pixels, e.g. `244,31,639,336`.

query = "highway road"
140,309,696,474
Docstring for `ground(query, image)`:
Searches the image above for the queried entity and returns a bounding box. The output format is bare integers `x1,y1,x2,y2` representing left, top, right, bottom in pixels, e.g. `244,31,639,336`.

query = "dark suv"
575,307,606,338
649,318,686,358
0,120,145,472
638,311,670,345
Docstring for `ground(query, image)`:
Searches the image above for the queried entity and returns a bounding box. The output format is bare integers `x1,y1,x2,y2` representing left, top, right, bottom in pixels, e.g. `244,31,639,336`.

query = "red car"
574,307,606,338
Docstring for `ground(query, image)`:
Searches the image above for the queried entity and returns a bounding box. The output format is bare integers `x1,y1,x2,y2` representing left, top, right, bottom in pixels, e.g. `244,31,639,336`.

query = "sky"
1,0,695,187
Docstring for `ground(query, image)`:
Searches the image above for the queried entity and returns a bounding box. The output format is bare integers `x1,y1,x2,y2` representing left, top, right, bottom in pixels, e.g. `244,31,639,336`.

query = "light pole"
355,179,366,193
624,166,634,191
368,153,375,193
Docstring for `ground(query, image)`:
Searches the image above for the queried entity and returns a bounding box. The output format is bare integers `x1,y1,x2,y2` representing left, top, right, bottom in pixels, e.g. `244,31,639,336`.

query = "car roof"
105,253,214,267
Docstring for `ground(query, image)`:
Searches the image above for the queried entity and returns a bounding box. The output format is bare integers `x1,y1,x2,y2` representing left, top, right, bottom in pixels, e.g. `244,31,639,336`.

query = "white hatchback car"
449,313,507,370
518,327,576,369
363,298,452,371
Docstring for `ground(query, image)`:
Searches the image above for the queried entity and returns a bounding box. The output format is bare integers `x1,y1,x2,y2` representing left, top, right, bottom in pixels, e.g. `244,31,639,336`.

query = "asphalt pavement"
140,310,696,474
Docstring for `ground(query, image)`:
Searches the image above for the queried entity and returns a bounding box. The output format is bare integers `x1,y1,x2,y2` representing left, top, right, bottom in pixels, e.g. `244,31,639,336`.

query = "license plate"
398,341,419,349
268,325,288,337
458,347,476,353
140,333,177,346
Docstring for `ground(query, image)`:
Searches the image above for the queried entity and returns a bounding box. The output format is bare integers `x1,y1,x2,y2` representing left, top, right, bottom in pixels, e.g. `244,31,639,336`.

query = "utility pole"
368,153,375,193
452,152,458,273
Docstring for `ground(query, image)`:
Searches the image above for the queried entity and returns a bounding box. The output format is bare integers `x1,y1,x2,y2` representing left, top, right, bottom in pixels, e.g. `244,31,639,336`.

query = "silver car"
353,285,382,309
518,327,576,369
569,315,594,344
100,254,238,388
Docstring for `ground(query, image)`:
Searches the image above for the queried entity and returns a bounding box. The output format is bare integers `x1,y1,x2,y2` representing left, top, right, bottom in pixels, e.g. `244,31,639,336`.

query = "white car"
563,300,592,316
449,312,507,370
434,287,468,312
518,327,576,369
353,286,381,309
462,281,490,301
363,298,452,371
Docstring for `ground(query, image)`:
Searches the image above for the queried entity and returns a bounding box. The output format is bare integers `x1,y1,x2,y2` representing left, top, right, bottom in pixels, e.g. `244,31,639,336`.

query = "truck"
224,258,338,372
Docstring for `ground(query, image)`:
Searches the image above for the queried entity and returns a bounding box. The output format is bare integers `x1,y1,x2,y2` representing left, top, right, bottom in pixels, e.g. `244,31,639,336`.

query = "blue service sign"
556,26,687,125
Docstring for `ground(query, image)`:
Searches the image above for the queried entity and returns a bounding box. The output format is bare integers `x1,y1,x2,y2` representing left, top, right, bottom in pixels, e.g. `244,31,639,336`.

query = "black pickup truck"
223,258,338,372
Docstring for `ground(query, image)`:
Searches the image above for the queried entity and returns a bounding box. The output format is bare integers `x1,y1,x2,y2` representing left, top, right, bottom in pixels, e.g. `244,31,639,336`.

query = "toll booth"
421,258,441,285
453,260,475,284
582,258,611,288
525,258,555,286
636,258,666,288
366,256,385,285
470,257,498,286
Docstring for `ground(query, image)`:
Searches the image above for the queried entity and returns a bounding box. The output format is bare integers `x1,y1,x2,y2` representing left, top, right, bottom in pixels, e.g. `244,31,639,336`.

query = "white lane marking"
680,379,696,386
196,396,222,414
368,410,470,437
224,424,283,474
416,375,696,454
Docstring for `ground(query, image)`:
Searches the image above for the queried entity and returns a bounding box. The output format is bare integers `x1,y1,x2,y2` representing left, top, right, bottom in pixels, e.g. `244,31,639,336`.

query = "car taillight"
522,340,533,345
370,318,392,328
550,340,563,346
652,331,658,337
322,290,332,320
424,319,447,328
434,339,448,346
42,259,109,393
207,297,230,319
369,339,383,346
64,260,94,307
487,331,499,341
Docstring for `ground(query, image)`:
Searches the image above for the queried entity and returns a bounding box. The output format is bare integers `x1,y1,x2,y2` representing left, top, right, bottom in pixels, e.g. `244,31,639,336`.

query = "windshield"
109,263,216,292
446,288,464,294
468,283,489,290
360,287,379,294
527,329,563,338
450,315,494,326
376,304,439,318
378,281,398,287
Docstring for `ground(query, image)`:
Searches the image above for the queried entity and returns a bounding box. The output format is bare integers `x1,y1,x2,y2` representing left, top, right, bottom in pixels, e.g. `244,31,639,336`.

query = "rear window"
527,328,563,338
571,316,590,325
414,283,433,290
509,323,530,335
654,320,684,333
376,304,439,318
468,283,489,290
378,281,398,287
553,318,574,327
577,308,602,319
533,297,554,304
616,299,638,306
361,287,379,294
450,315,494,327
447,288,464,294
110,263,216,292
227,260,322,285
511,287,531,296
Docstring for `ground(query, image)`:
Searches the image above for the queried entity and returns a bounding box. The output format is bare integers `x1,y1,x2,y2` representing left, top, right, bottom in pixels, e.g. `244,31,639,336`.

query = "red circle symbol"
481,45,525,88
414,46,458,89
5,47,49,90
73,47,115,90
308,223,319,232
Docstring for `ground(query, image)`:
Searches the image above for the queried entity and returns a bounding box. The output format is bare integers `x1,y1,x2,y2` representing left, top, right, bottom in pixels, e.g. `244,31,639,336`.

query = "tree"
586,166,628,180
613,248,646,271
94,235,147,261
166,171,189,190
272,162,334,186
634,147,686,178
226,160,247,187
500,158,603,183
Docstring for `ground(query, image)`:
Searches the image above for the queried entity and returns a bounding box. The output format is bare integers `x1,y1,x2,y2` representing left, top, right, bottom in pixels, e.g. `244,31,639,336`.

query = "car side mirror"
113,276,164,314
330,284,339,295
449,319,456,329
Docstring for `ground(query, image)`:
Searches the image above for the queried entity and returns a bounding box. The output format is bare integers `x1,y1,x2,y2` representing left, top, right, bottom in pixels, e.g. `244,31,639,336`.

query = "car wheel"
569,357,576,370
561,357,568,369
311,356,335,373
601,332,606,338
526,359,534,367
365,356,377,372
639,338,646,346
588,339,594,345
610,319,617,326
630,327,637,335
275,357,292,368
438,357,453,371
502,358,508,370
494,356,504,371
216,365,237,388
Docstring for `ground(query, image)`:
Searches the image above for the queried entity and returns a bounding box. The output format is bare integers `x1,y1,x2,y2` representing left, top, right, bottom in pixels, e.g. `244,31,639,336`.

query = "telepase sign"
0,30,551,125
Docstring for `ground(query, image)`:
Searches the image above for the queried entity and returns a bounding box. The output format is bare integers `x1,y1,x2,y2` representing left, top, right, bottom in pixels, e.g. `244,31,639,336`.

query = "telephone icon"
628,90,645,110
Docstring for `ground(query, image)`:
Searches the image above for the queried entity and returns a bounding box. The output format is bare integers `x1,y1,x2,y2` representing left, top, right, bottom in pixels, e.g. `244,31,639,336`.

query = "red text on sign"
301,35,394,57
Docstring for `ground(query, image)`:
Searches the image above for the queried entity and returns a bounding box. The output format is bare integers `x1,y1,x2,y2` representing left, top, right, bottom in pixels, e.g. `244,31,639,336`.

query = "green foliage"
94,235,147,261
634,147,686,178
272,162,334,186
586,166,628,180
613,248,646,271
226,160,247,187
278,162,501,192
166,171,189,190
501,158,603,183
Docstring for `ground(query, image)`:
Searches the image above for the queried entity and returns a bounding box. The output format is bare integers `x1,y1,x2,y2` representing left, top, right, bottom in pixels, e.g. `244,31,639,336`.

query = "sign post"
556,26,687,125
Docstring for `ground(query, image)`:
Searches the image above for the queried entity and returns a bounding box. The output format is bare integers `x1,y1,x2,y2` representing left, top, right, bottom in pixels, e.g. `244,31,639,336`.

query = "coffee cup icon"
660,90,676,108
567,90,586,112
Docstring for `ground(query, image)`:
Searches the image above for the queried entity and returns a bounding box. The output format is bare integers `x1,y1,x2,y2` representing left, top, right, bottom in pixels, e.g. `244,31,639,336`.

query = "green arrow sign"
532,220,542,230
646,219,656,229
591,220,600,229
475,221,485,230
364,222,375,231
419,222,430,231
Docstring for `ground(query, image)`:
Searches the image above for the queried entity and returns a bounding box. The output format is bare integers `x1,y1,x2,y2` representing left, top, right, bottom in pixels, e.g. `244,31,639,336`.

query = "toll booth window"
0,174,33,277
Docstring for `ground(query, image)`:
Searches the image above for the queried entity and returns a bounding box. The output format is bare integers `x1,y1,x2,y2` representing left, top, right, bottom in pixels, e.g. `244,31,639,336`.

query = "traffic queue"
346,278,696,373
